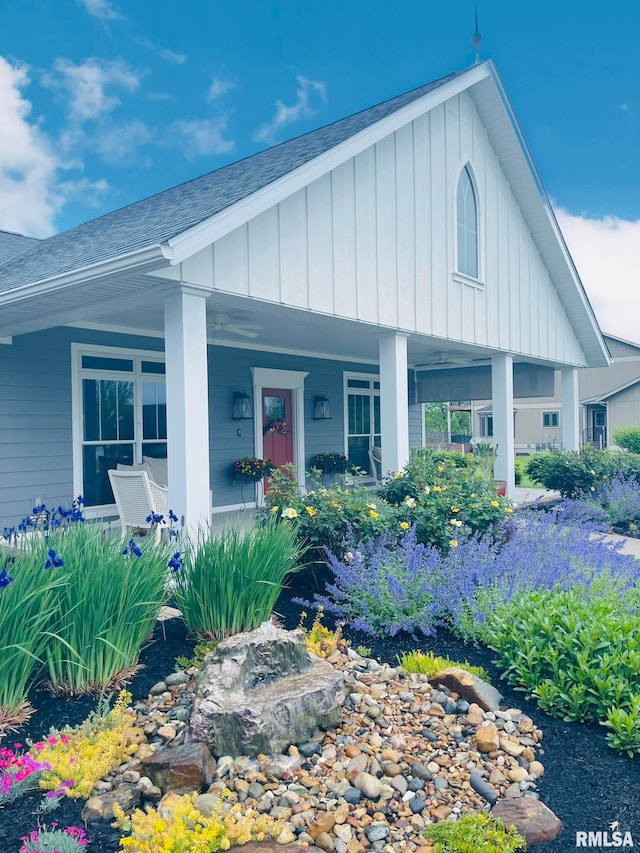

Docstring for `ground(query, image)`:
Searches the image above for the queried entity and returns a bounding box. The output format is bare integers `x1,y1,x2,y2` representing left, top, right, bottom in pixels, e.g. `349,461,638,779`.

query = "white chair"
368,446,383,485
108,469,169,543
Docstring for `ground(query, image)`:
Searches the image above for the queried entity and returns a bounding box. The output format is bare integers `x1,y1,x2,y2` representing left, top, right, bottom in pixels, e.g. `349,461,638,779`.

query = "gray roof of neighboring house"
0,230,42,265
0,70,461,293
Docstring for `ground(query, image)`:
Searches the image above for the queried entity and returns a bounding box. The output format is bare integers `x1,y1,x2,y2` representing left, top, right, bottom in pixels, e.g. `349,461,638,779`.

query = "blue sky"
1,0,639,337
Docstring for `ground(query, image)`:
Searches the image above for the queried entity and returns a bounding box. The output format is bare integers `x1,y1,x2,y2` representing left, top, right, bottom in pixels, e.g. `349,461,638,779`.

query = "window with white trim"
542,411,559,429
456,165,479,279
75,348,166,507
479,413,493,438
344,374,380,477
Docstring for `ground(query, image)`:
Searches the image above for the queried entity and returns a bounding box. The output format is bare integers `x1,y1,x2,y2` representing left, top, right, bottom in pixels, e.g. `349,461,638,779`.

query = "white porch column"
379,333,410,475
164,285,211,535
561,368,580,451
491,354,515,497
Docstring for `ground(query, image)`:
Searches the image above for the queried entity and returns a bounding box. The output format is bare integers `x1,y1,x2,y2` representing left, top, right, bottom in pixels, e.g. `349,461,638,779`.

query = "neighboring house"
467,334,640,452
0,60,609,531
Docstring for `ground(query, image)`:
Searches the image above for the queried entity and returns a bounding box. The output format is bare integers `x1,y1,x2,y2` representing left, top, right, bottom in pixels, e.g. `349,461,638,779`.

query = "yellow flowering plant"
114,791,283,853
34,691,136,800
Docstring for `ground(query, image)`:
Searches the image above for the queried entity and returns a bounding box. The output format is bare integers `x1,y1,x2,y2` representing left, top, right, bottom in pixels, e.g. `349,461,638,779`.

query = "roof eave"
0,244,172,307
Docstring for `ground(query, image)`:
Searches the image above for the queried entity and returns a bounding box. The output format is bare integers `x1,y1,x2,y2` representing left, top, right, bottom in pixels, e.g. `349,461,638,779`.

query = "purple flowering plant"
20,823,89,853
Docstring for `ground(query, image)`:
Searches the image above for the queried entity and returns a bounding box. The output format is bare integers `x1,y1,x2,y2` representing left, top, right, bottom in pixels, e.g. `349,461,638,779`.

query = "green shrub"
423,812,526,852
173,518,305,639
485,579,640,753
41,524,168,694
264,475,398,562
525,446,613,496
613,426,640,454
378,449,511,552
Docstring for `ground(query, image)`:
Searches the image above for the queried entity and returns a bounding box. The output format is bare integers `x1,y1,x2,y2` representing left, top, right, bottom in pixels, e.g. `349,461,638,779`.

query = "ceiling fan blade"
226,325,259,338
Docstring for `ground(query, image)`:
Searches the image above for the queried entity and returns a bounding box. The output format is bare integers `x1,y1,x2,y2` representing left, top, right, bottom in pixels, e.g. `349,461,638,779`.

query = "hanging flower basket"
263,418,290,436
232,457,275,483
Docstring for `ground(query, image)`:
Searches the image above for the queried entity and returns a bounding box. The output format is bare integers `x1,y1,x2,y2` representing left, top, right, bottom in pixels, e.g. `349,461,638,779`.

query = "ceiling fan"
419,351,475,367
208,312,262,339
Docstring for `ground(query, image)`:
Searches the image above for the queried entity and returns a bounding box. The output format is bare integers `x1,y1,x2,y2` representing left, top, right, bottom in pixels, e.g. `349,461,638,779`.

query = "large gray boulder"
189,621,345,757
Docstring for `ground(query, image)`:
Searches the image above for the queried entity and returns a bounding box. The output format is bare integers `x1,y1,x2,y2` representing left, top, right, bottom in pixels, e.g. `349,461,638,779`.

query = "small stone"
315,832,335,852
157,724,177,741
277,827,296,844
431,805,452,822
475,724,500,753
364,823,389,842
409,797,426,814
354,772,382,800
309,812,336,838
528,761,545,779
149,681,167,696
165,671,188,686
469,770,498,806
507,767,529,783
194,793,221,817
410,763,432,781
343,786,362,804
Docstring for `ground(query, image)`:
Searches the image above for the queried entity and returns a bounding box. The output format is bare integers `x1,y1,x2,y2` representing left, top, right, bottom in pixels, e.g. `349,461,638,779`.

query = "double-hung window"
73,346,166,508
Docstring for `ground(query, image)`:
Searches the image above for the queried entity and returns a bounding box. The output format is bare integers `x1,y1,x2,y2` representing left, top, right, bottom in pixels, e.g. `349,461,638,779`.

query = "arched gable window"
456,165,479,279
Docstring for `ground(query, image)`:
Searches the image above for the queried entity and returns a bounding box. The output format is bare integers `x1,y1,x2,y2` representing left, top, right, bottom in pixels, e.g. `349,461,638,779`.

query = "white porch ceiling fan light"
208,312,262,339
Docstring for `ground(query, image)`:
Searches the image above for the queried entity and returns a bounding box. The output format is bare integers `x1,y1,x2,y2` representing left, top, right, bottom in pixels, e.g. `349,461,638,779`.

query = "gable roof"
582,376,640,404
0,61,609,370
0,70,461,294
0,230,41,265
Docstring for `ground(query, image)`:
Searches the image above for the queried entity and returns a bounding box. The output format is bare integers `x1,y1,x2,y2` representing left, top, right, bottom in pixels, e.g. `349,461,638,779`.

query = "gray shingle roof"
0,70,461,293
0,230,41,266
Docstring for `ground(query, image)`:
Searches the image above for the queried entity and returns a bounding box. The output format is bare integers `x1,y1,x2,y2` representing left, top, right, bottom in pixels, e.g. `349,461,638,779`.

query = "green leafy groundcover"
423,812,525,852
485,579,640,755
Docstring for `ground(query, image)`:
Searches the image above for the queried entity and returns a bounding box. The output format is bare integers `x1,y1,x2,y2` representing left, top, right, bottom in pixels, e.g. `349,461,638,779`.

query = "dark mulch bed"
2,567,639,852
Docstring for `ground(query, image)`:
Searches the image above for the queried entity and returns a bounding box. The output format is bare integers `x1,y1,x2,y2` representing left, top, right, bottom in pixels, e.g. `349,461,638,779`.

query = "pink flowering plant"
20,823,89,853
0,743,52,803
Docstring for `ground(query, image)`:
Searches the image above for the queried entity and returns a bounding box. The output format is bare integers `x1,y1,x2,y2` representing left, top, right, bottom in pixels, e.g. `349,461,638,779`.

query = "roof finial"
472,6,482,64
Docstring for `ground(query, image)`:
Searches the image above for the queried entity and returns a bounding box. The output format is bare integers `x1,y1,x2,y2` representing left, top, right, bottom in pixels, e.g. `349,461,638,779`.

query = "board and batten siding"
179,90,586,367
607,386,640,438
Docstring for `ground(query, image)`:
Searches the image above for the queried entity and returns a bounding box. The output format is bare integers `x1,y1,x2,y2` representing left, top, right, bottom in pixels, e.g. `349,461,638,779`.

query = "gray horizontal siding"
0,328,411,525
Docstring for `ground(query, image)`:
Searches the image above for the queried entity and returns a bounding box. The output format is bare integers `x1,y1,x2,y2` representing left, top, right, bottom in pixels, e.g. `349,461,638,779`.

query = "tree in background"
424,402,470,440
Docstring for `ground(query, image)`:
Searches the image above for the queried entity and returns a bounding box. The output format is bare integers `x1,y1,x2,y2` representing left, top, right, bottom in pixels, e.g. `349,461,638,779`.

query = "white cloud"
253,75,327,144
166,118,234,158
207,77,234,101
77,0,122,20
45,58,141,123
135,37,186,64
94,119,153,164
0,57,63,237
555,207,640,341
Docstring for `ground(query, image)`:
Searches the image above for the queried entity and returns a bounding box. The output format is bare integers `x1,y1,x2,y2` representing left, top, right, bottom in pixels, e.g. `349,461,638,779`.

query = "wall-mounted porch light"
232,390,253,419
314,394,332,420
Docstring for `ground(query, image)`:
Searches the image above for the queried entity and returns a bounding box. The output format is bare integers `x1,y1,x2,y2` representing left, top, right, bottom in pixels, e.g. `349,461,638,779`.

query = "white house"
0,60,609,531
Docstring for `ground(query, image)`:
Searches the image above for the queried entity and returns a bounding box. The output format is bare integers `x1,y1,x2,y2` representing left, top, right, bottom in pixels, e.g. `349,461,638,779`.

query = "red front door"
262,389,294,478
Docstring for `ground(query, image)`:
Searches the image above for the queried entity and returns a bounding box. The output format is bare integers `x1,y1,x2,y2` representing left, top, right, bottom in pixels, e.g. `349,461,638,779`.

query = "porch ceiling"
0,271,564,369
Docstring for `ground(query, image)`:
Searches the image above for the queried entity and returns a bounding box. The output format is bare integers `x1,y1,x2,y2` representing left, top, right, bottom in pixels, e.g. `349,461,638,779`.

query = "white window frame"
542,410,560,429
71,343,166,516
452,162,484,288
343,371,381,480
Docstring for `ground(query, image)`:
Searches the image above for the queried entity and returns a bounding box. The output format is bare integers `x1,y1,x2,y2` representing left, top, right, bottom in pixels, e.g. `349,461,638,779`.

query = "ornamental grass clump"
0,551,66,732
173,517,305,639
40,523,168,694
114,790,282,852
